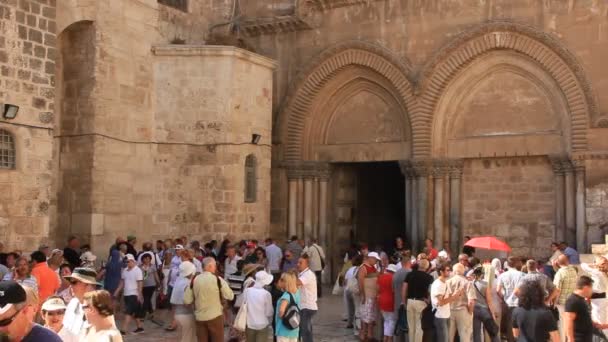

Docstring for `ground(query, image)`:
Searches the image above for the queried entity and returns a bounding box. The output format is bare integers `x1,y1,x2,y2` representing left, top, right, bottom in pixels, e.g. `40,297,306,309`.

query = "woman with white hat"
170,261,196,342
377,264,398,342
244,270,274,342
42,296,69,340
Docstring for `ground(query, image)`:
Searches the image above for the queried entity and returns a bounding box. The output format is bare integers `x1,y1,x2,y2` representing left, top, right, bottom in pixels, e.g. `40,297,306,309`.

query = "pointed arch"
416,21,598,158
276,41,416,162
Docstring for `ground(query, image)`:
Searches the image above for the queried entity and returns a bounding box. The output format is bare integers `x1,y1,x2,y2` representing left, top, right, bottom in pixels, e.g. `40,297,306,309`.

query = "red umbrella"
464,236,511,252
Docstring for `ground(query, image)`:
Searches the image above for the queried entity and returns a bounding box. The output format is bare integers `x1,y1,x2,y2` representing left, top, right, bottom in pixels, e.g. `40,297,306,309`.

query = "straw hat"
64,267,100,286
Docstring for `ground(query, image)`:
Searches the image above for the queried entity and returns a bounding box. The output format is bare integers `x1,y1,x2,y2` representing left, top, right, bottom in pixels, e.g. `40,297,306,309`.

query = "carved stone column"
448,160,464,255
303,175,314,241
563,160,576,247
573,159,587,252
287,170,299,239
317,164,331,250
549,156,566,242
312,177,319,237
412,159,431,247
399,161,413,246
432,162,447,250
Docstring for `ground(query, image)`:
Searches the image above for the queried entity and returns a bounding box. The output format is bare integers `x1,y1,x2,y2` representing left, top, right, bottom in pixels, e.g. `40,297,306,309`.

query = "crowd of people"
0,234,606,342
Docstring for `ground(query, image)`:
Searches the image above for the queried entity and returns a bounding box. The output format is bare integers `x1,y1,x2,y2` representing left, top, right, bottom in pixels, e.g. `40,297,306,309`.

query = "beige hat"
64,267,100,286
41,297,66,312
80,251,97,262
125,254,136,262
243,263,264,277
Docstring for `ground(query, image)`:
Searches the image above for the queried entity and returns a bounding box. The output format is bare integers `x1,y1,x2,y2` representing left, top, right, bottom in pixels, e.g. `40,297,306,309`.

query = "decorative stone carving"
411,159,433,177
447,159,464,179
240,16,312,37
38,112,54,124
284,160,331,179
549,155,569,175
596,116,608,128
305,0,385,11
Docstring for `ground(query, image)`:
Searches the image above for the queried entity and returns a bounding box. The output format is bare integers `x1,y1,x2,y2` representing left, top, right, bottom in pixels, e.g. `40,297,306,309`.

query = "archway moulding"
276,21,598,162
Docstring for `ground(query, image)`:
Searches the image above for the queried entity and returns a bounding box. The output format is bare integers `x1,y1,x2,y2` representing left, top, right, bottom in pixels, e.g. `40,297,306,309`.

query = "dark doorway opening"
354,162,405,252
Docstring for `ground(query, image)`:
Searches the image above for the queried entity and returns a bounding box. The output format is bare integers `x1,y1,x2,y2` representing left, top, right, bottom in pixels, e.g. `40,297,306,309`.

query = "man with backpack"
184,257,234,342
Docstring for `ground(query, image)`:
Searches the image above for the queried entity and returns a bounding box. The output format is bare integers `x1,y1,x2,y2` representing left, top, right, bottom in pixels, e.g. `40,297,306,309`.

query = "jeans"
246,326,269,342
300,309,317,342
502,306,516,342
142,286,156,314
435,317,449,342
473,306,500,342
449,309,473,342
407,299,427,342
315,270,322,298
344,289,355,325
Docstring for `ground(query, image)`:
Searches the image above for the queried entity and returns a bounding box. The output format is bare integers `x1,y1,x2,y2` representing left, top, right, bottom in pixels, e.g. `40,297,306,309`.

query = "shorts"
382,311,396,336
124,295,144,318
359,298,378,323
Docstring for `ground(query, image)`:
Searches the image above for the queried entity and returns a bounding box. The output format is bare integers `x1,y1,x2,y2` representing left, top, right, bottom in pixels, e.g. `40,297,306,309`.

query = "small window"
158,0,188,12
0,129,16,169
244,154,257,203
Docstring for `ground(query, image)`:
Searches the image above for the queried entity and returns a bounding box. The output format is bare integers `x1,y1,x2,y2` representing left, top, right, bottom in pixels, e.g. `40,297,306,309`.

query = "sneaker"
133,328,144,334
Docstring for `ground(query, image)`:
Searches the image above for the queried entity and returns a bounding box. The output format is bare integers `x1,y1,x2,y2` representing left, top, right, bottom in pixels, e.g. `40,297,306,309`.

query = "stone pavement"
121,290,359,342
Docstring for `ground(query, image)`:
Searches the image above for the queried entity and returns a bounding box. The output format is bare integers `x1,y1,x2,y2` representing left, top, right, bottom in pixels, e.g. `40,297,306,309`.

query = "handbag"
346,266,361,295
282,293,301,330
332,277,343,296
233,289,248,332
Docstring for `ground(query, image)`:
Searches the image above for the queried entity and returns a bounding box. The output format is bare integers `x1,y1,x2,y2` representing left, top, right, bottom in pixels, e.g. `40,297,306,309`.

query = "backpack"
346,266,360,295
282,293,300,330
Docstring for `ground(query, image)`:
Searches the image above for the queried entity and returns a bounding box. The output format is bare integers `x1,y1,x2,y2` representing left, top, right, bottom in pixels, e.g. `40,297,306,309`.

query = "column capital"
571,158,586,173
411,159,433,177
399,160,415,178
283,161,330,179
447,159,464,179
432,159,450,178
548,154,569,175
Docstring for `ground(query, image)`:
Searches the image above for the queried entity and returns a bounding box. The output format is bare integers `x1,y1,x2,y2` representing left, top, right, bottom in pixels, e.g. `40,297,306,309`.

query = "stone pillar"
413,160,431,247
304,176,313,241
317,164,331,249
399,161,413,245
448,160,464,255
287,177,298,239
433,163,446,250
312,177,319,238
573,159,587,253
549,156,566,242
564,161,576,247
297,178,304,238
410,170,419,253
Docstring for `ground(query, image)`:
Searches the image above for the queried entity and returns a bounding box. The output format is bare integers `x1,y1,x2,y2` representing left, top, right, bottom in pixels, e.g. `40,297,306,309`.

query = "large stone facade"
0,1,607,271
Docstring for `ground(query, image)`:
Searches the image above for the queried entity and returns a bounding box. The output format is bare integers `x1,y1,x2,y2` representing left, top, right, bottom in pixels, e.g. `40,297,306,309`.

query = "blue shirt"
563,247,580,265
22,324,62,342
275,290,301,338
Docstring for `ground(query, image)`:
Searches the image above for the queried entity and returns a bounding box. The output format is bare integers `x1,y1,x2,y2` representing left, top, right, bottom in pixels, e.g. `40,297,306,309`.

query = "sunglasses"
0,308,22,327
69,280,80,285
45,310,66,317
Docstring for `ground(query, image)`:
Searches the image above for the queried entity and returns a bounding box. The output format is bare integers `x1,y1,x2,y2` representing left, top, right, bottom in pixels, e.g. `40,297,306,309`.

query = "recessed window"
244,154,257,203
0,129,16,169
158,0,188,12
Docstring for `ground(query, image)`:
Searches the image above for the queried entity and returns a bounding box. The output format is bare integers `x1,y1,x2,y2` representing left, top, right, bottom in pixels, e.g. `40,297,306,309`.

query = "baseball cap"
0,281,27,315
386,264,398,273
367,252,381,261
41,297,66,312
175,244,185,250
125,254,136,262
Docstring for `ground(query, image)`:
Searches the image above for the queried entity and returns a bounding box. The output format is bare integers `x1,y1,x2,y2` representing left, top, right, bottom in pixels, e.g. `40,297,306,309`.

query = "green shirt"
553,265,578,305
184,271,234,321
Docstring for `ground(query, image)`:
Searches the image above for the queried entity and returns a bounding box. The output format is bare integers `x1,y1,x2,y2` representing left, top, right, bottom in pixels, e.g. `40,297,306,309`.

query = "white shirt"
303,244,325,272
345,266,357,282
265,243,283,273
431,279,451,319
62,298,87,342
122,266,143,296
224,255,242,278
581,263,608,293
244,285,274,329
298,268,318,310
192,258,203,274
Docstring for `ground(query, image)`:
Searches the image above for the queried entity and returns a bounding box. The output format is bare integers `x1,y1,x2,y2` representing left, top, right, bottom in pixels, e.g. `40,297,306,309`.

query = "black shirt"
565,293,594,342
404,270,434,300
22,324,62,342
63,247,80,268
462,245,476,257
512,307,558,342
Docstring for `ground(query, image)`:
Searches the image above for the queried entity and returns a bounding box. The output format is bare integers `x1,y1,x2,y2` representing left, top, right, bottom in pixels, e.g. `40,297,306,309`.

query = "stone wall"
462,156,555,258
0,0,56,250
586,157,608,246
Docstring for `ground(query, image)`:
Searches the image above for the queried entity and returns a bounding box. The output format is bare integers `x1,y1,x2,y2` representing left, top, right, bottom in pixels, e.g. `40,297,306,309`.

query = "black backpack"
282,293,300,330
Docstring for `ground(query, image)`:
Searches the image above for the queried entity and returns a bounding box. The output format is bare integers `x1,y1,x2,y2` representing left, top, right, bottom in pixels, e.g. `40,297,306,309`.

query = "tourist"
63,236,81,269
447,263,476,342
580,256,608,338
265,238,283,279
162,248,178,332
553,254,578,342
424,238,438,260
559,241,580,265
41,296,69,339
113,254,144,335
378,264,398,342
137,242,162,266
0,253,10,280
47,249,64,273
564,275,608,342
545,242,563,279
56,263,74,303
303,238,326,298
82,290,123,341
243,270,274,342
80,251,97,268
0,281,62,341
391,237,407,264
224,245,242,278
184,257,235,342
431,263,464,342
62,267,100,341
126,235,138,257
515,259,558,303
458,253,471,273
471,266,500,342
496,256,524,342
30,250,60,303
402,258,433,342
297,253,318,342
358,251,380,341
140,253,161,320
103,249,123,301
462,236,476,257
512,280,559,342
2,256,38,291
392,251,411,340
275,272,301,342
286,236,303,259
170,261,197,342
281,250,297,272
344,254,363,330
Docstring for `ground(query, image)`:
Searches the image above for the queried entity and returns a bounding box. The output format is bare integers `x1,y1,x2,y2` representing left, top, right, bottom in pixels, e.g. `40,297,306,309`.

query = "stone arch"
276,41,416,162
417,21,598,158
